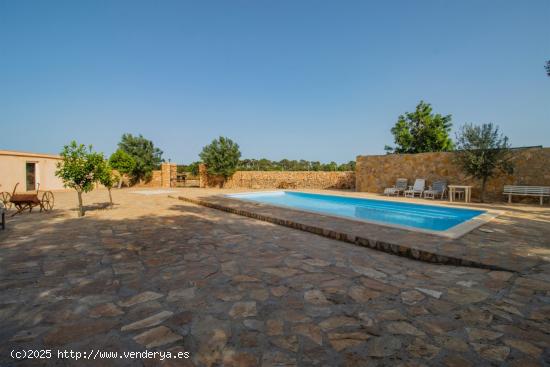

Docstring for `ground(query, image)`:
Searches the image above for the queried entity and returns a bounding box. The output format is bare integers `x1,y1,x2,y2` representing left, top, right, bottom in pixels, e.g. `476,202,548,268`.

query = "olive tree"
56,141,103,216
454,123,514,202
199,137,241,182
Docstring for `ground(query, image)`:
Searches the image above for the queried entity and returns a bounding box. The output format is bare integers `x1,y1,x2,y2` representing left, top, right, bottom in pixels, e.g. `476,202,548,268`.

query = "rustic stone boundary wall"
198,164,355,189
224,171,356,189
136,162,177,188
356,147,550,202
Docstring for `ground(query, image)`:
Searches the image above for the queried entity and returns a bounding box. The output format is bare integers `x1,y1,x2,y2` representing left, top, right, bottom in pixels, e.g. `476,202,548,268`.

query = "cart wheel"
41,191,54,211
0,192,11,209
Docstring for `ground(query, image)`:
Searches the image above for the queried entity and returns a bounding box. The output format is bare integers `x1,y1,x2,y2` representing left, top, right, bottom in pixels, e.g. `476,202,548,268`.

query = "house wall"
0,151,181,191
0,150,65,192
355,147,550,202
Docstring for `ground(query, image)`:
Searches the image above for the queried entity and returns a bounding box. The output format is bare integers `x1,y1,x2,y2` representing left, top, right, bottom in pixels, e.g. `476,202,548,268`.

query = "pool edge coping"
225,190,503,240
174,194,514,272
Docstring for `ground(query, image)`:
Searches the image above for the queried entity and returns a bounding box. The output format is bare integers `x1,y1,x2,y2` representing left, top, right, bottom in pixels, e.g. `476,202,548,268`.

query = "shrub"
109,149,136,186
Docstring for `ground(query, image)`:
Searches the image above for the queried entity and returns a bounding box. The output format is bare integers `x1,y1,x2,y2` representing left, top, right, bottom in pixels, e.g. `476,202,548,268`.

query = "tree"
199,136,241,181
338,161,356,171
454,123,514,202
56,141,103,217
187,161,200,177
236,158,356,171
385,101,454,154
310,161,321,171
323,161,338,171
96,160,117,206
109,149,136,188
177,162,200,177
546,60,550,77
117,134,163,182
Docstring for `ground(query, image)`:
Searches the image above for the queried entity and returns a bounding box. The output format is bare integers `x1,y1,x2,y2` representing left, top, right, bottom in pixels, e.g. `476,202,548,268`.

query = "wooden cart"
1,183,54,217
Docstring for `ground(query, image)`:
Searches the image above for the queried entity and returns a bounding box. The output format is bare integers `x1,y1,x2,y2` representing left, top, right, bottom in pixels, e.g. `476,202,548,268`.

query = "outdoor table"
448,185,472,203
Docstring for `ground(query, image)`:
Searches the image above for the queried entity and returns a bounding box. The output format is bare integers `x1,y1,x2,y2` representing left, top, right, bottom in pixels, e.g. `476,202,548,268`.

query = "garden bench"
503,185,550,205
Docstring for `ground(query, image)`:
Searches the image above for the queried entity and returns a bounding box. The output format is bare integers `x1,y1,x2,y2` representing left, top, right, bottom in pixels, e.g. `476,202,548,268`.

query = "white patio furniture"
453,188,465,201
423,180,448,200
449,185,472,203
503,185,550,205
404,179,426,198
384,178,408,196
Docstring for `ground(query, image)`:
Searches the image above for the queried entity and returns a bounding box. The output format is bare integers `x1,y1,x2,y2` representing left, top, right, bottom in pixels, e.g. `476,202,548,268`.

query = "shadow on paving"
177,193,550,273
0,199,549,366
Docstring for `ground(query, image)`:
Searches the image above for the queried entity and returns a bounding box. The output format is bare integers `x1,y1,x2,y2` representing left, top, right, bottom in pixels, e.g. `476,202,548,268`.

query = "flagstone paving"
177,189,550,272
0,188,549,366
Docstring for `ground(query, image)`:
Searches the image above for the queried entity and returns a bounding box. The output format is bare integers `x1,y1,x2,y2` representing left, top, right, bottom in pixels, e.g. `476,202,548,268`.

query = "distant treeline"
238,159,356,172
178,159,356,176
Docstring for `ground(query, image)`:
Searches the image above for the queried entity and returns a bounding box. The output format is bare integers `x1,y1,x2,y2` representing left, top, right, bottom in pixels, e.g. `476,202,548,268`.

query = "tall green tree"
385,101,454,154
199,136,241,181
454,123,514,203
117,134,163,182
109,149,136,187
56,141,103,217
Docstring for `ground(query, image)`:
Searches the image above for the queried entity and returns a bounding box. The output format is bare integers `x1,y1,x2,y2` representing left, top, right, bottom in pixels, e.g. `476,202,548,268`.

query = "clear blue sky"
1,0,548,163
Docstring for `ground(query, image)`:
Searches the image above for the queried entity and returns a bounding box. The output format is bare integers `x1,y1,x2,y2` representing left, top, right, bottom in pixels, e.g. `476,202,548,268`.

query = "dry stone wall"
136,170,162,187
356,147,550,202
224,171,355,189
136,163,177,188
198,164,355,190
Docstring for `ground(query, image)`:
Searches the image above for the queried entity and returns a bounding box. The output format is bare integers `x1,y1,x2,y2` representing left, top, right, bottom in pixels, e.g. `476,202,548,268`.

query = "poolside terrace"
1,188,549,366
179,188,550,273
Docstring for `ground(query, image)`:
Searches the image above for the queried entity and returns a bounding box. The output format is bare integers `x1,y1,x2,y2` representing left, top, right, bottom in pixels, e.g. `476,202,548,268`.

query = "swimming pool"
227,191,487,233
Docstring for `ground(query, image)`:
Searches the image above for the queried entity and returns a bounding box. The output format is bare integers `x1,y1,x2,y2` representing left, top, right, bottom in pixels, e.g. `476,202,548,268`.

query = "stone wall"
356,147,550,202
136,163,177,188
135,170,162,187
199,164,355,190
199,164,208,188
225,171,355,189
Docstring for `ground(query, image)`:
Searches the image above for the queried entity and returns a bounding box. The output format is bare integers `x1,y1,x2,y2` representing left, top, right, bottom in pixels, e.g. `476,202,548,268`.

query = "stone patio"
178,189,550,273
0,188,549,366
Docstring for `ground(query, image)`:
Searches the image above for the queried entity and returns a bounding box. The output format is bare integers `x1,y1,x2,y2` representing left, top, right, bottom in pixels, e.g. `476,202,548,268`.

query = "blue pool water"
227,191,485,231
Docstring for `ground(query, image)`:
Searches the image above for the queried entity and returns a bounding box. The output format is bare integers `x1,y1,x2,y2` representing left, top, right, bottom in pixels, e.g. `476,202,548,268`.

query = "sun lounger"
384,178,408,196
404,179,426,198
423,180,447,200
